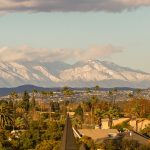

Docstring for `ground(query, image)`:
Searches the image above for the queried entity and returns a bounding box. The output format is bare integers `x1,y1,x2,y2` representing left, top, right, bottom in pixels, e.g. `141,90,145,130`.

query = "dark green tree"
31,94,36,109
94,85,100,92
0,102,13,129
94,108,104,129
22,91,30,112
75,105,84,122
105,106,120,129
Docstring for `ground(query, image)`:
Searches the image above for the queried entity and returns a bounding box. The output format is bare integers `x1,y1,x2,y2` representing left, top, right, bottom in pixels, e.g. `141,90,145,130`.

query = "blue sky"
0,1,150,72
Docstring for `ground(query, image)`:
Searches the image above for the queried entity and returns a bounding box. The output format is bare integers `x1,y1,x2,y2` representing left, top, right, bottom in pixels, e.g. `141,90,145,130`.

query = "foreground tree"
141,124,150,138
105,106,120,129
89,96,98,126
35,140,60,150
94,108,104,129
75,105,84,123
0,102,13,129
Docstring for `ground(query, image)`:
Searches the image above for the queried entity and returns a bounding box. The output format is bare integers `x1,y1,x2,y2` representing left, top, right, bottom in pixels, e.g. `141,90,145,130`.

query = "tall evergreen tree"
22,91,30,112
31,94,36,109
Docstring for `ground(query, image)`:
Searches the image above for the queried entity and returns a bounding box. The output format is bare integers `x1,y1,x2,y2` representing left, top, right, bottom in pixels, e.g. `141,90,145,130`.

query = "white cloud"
0,45,122,62
0,0,150,13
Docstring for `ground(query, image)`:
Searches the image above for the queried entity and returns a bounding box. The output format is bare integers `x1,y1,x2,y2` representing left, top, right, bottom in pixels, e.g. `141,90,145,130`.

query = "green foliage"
94,108,104,128
72,117,82,129
0,130,7,145
62,87,74,96
22,91,30,112
31,94,36,108
85,88,91,93
141,124,150,138
0,142,4,150
19,129,40,149
0,102,13,129
51,102,60,113
51,113,61,120
80,136,95,150
101,139,121,150
132,103,142,117
113,121,132,132
75,105,83,121
90,96,98,105
105,106,121,129
94,85,100,91
0,90,150,150
29,120,40,130
9,92,18,101
35,140,60,150
48,91,54,97
15,117,25,129
121,139,140,150
41,121,64,141
0,130,12,149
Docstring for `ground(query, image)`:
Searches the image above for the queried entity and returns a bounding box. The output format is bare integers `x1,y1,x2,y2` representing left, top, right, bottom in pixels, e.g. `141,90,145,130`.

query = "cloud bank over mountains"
0,0,150,13
0,45,122,62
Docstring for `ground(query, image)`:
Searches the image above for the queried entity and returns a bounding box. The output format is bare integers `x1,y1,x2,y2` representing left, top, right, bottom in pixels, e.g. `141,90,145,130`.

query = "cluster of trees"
74,97,121,129
0,87,150,149
0,90,65,149
0,119,64,149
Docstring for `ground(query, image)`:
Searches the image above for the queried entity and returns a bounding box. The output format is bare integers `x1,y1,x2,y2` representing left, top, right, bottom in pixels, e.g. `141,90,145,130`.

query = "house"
123,131,150,145
75,128,119,143
129,119,150,132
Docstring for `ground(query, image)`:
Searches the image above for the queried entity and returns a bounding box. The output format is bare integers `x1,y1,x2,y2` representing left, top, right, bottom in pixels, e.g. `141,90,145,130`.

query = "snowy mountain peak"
0,60,150,88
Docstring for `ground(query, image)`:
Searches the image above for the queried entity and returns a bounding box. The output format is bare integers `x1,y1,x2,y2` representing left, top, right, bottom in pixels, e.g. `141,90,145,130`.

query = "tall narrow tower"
60,114,78,150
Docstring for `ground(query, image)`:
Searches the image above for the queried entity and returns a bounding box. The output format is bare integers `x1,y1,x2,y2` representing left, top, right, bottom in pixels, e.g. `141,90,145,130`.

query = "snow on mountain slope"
33,66,60,82
0,62,28,80
59,60,150,82
0,60,150,88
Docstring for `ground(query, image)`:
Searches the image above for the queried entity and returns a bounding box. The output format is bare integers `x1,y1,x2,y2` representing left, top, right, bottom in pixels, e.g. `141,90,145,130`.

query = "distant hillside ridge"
0,84,137,96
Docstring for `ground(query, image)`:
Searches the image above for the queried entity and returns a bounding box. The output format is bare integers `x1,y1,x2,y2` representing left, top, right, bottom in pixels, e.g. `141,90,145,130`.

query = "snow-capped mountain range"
0,60,150,88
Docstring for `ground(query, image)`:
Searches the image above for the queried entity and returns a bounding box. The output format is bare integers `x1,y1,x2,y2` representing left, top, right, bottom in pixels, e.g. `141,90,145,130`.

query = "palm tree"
94,108,104,129
89,96,98,127
94,85,100,98
0,103,13,129
9,91,18,130
131,102,142,132
9,91,18,100
94,85,100,94
40,91,47,112
108,89,117,106
105,106,120,129
15,117,25,130
9,91,18,110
